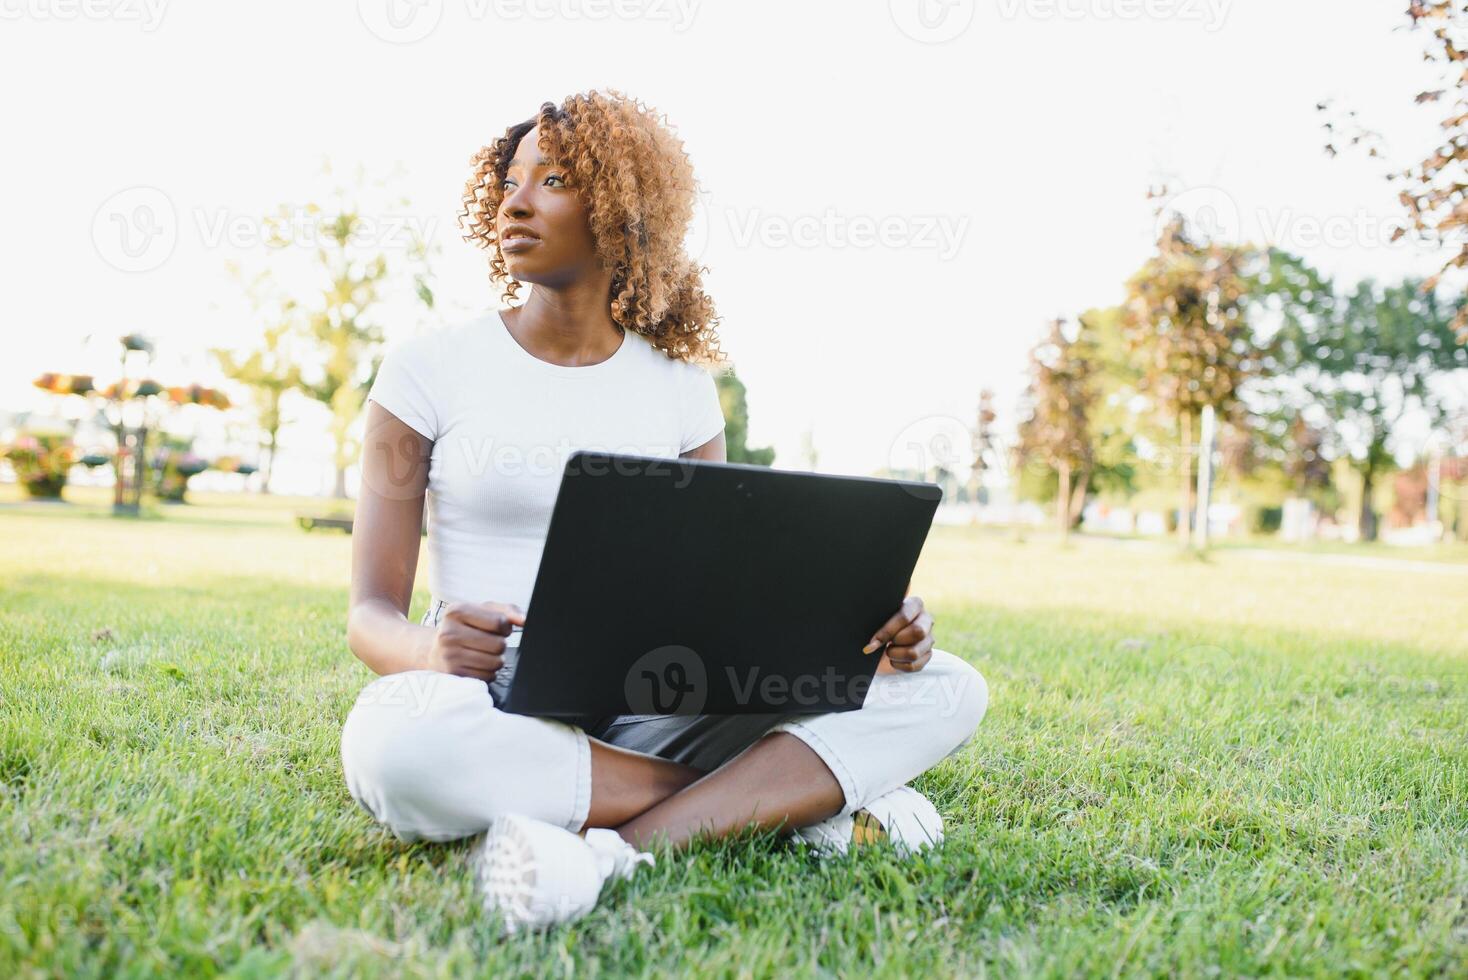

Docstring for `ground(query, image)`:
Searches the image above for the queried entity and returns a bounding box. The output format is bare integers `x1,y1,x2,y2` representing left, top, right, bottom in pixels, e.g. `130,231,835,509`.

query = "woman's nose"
501,184,532,218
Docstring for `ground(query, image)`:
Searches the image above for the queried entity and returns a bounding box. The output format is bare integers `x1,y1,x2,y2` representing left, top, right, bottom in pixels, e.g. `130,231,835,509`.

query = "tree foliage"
266,173,436,499
714,370,775,466
211,271,303,494
1016,317,1097,537
1120,214,1264,541
1399,1,1468,333
1278,277,1467,539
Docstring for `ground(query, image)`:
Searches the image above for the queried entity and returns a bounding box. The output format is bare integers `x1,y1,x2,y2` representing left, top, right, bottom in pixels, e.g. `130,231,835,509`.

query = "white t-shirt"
366,308,726,618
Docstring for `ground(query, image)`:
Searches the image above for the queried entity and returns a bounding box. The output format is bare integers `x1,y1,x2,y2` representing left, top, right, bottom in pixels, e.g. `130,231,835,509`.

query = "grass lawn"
2,492,1466,976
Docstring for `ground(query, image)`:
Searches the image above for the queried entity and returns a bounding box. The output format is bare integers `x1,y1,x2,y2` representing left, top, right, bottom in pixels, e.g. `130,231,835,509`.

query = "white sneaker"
793,785,944,858
474,814,654,934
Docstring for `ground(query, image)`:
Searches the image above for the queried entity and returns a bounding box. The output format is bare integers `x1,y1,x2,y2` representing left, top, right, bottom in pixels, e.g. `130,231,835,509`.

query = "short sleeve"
680,365,725,453
367,335,441,441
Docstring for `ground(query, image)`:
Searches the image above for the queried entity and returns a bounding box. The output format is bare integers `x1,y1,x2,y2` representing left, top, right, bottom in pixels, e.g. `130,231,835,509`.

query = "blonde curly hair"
458,89,728,368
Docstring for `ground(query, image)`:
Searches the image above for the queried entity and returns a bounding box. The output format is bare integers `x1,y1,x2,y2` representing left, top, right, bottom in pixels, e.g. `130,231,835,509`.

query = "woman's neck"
507,284,624,366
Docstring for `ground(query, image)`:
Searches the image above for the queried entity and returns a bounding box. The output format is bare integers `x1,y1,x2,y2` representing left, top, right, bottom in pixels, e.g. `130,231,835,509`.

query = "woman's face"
496,125,603,287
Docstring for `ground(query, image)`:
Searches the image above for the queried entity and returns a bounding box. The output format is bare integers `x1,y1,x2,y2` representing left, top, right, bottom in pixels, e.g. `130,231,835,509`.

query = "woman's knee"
339,670,499,842
340,670,589,841
922,649,989,754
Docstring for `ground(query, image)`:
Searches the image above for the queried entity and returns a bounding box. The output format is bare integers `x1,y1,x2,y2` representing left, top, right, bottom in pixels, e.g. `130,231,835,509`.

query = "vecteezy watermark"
352,670,447,718
724,208,969,261
357,0,443,43
0,0,169,30
1153,185,1462,252
357,0,699,43
357,427,699,503
684,189,714,266
995,0,1231,31
625,645,708,714
196,207,437,252
888,0,975,44
622,645,983,715
92,186,178,273
887,414,977,500
1153,186,1242,245
91,186,436,272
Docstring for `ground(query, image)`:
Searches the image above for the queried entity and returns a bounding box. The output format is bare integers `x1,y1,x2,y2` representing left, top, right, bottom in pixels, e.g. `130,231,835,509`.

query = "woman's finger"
889,647,933,673
449,648,504,674
888,611,934,648
886,631,935,665
862,595,925,655
443,622,510,654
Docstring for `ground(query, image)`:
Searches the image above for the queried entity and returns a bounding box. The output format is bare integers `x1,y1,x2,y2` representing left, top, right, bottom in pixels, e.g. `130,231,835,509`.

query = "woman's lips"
502,236,540,253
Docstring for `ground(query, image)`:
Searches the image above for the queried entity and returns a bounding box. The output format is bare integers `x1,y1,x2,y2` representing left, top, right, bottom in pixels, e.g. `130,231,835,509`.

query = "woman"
340,89,989,934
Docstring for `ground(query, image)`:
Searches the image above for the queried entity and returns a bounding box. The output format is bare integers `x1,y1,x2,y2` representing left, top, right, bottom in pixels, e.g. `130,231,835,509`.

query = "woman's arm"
346,402,436,675
680,430,727,463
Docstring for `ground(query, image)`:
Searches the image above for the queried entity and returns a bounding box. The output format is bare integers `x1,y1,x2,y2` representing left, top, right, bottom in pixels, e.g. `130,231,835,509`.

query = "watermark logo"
358,0,443,43
725,207,968,260
625,645,707,714
358,0,699,42
623,643,985,715
685,188,713,266
889,0,975,43
90,190,434,272
1154,184,1463,251
352,671,444,717
995,0,1231,31
888,414,974,498
1153,185,1241,245
92,186,177,273
1,0,169,30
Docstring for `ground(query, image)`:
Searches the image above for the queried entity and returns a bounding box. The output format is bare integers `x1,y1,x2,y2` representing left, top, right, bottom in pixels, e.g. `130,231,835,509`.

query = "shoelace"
584,828,655,881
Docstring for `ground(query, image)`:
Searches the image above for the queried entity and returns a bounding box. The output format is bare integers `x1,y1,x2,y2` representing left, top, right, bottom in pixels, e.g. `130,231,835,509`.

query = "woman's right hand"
425,601,526,681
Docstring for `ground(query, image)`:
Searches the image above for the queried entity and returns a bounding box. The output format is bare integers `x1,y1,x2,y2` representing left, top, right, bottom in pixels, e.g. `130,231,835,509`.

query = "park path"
1086,534,1468,576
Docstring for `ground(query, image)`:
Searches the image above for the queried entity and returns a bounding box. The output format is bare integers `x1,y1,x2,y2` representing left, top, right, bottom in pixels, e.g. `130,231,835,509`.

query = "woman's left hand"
863,593,934,674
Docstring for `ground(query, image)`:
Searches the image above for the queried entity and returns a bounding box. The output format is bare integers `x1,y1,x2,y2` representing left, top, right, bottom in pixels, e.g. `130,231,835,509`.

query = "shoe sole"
475,815,540,934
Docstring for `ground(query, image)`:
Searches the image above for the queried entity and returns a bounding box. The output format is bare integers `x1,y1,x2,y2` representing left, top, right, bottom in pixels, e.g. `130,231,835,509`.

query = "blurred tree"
1240,249,1342,512
1318,5,1468,337
211,272,302,494
1076,306,1150,501
1283,415,1334,500
1014,308,1147,523
1122,214,1262,545
1016,317,1096,539
716,370,775,466
798,424,818,471
274,169,436,499
1398,1,1468,336
967,389,997,504
1281,278,1467,540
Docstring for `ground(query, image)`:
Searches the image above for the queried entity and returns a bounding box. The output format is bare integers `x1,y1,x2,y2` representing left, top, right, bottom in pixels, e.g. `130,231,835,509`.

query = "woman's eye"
545,174,566,187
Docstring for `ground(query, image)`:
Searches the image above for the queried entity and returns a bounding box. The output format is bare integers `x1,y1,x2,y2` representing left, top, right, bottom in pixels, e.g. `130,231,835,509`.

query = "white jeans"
341,604,990,842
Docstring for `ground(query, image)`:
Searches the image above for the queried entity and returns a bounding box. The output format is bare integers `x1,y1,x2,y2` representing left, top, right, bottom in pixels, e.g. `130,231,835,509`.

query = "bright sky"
0,0,1454,493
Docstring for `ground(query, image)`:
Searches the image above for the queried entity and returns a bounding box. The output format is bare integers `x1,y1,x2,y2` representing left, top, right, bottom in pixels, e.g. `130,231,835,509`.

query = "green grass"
2,493,1466,977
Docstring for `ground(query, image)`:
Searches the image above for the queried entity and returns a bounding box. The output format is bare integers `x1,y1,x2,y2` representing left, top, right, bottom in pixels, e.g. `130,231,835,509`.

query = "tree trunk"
1177,410,1193,546
1068,465,1091,530
130,425,149,510
261,427,278,495
112,421,127,511
1057,460,1071,541
1358,465,1378,542
333,464,348,500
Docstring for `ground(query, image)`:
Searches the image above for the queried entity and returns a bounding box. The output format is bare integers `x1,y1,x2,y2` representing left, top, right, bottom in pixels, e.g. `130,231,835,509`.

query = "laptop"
499,450,942,718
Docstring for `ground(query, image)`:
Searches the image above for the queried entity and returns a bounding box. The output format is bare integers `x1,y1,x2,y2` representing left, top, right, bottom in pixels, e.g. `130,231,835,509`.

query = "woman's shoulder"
380,312,498,369
628,330,724,381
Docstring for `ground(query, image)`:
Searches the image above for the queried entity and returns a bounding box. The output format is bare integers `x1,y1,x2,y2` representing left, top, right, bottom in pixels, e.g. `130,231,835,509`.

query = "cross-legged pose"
340,89,990,933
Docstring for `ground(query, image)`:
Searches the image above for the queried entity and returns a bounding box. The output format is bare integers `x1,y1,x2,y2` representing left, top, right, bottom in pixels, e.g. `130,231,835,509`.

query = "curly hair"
458,89,728,368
